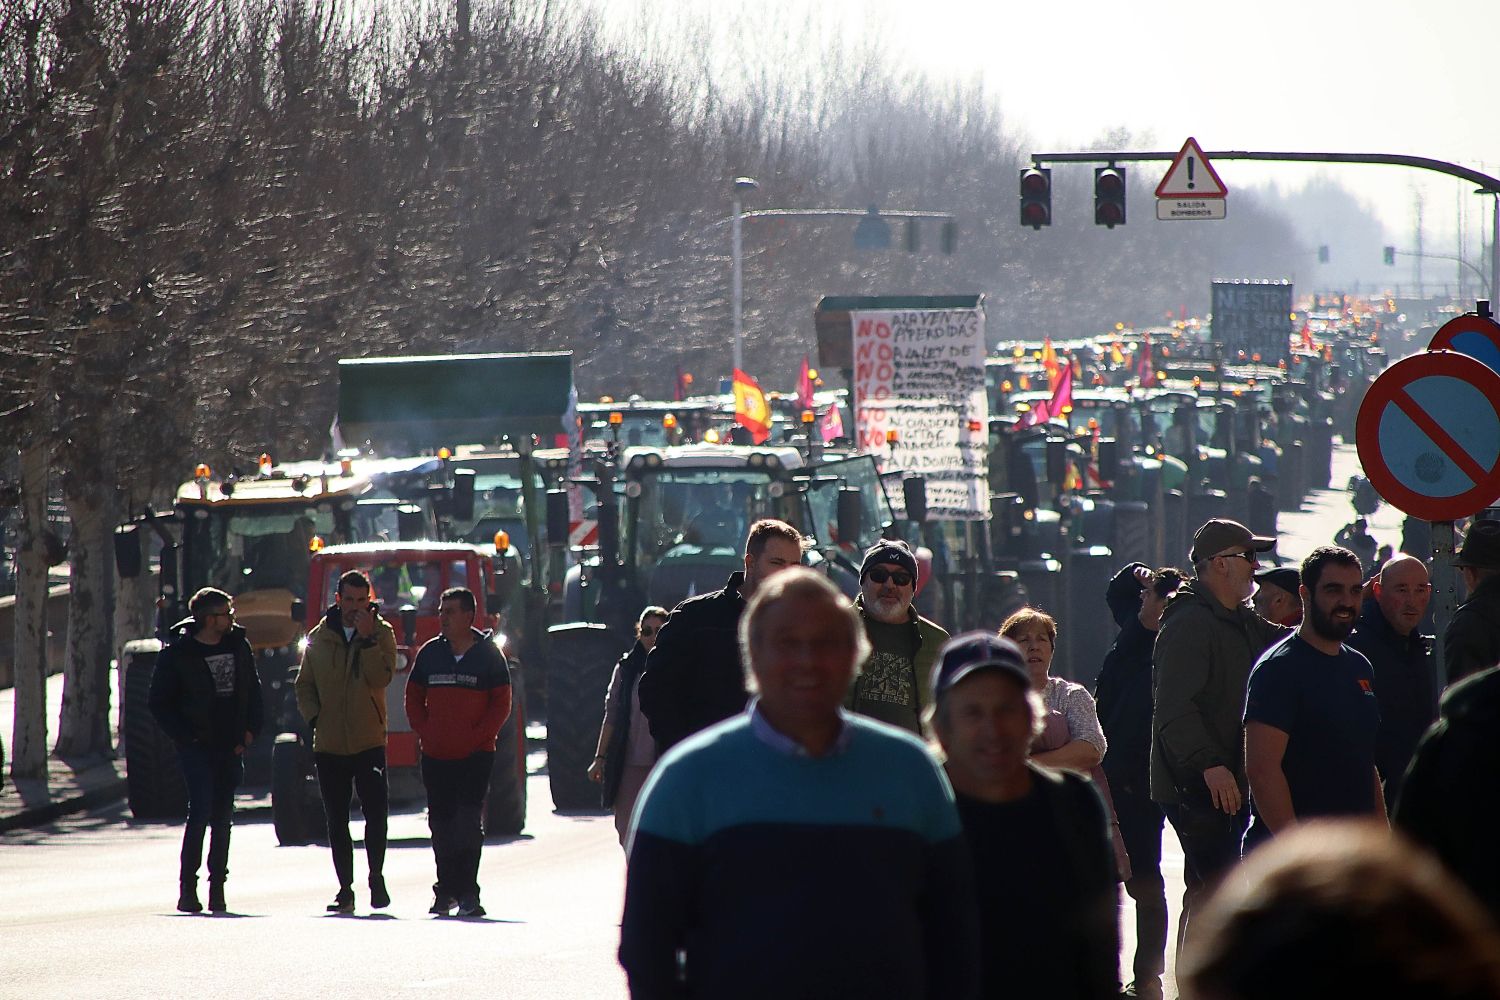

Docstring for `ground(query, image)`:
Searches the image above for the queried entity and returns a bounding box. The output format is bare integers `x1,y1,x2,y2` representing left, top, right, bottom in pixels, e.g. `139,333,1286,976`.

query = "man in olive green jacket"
845,541,947,737
295,569,398,914
1150,520,1288,946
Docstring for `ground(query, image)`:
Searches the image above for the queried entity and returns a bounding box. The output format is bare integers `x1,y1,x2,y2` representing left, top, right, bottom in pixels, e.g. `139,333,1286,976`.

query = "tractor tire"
272,736,319,846
545,624,623,812
486,666,528,837
123,642,188,820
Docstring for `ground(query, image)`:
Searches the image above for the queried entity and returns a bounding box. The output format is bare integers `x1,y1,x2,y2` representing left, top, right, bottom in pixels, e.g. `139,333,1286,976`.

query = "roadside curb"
0,777,128,835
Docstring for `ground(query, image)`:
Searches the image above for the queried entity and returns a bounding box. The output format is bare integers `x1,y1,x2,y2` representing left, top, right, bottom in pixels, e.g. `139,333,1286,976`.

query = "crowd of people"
145,503,1500,998
608,514,1500,999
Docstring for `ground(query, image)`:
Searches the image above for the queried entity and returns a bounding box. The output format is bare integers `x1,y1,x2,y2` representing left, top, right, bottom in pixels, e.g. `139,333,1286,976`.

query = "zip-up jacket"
637,573,748,755
846,595,948,735
1150,579,1289,805
1348,599,1435,804
149,617,263,750
294,605,397,755
405,627,512,760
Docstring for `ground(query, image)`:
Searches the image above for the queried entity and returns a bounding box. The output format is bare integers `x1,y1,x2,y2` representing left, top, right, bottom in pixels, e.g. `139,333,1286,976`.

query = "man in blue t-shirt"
1243,546,1383,852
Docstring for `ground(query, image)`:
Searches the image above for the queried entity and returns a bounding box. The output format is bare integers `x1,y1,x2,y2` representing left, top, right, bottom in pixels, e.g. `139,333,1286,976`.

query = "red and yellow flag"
732,368,771,444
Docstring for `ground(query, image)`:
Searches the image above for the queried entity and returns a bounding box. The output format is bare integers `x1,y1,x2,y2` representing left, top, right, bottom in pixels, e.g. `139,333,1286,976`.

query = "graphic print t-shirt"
195,635,242,750
852,617,922,734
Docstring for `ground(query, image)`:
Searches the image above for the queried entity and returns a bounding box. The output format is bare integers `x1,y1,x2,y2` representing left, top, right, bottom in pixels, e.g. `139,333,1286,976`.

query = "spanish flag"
732,368,772,444
1041,336,1061,389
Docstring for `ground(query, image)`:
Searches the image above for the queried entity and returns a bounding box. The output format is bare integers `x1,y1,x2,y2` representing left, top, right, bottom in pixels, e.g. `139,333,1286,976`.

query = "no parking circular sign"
1428,313,1500,375
1355,350,1500,522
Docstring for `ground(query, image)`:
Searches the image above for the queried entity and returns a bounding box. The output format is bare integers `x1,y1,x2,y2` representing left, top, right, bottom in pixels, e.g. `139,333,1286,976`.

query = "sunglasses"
1215,551,1257,565
867,567,913,587
639,625,660,636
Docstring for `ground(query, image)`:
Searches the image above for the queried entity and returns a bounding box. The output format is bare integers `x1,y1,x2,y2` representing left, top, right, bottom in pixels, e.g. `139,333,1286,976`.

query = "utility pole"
1414,191,1425,297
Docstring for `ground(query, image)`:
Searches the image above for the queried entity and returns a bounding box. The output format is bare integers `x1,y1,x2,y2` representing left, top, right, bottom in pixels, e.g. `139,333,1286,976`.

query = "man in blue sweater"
619,568,979,1000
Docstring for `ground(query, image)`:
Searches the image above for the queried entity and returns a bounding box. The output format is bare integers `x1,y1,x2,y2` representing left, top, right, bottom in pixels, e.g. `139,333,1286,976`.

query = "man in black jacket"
149,587,263,914
1095,562,1182,1000
637,519,804,754
1347,554,1434,810
1445,520,1500,684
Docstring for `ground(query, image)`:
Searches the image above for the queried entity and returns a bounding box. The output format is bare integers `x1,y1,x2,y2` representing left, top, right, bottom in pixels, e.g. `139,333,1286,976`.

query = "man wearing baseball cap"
1252,567,1303,627
1151,519,1289,946
930,632,1118,1000
1444,520,1500,684
846,540,948,737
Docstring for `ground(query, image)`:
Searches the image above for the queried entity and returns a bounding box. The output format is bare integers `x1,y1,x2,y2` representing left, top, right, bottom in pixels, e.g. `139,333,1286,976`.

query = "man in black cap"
932,631,1117,1000
1444,520,1500,684
1151,518,1289,946
1252,567,1303,627
846,539,948,736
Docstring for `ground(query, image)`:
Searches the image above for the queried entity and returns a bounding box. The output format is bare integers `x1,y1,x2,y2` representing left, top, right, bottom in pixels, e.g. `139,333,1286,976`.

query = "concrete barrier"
0,585,70,689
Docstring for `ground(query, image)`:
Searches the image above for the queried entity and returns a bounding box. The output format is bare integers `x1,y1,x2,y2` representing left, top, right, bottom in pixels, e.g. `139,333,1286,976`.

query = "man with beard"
1243,546,1383,853
846,540,948,737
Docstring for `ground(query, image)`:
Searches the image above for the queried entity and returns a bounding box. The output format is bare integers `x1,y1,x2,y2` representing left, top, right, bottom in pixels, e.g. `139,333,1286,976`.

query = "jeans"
422,751,494,901
1114,780,1168,985
315,747,389,890
177,744,243,884
1163,799,1248,949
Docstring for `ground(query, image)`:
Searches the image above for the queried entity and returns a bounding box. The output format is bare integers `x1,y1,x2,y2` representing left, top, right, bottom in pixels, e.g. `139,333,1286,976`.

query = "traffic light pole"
1031,148,1500,301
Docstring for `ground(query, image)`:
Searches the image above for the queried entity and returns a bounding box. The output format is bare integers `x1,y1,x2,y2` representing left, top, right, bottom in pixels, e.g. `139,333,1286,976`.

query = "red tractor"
271,541,528,845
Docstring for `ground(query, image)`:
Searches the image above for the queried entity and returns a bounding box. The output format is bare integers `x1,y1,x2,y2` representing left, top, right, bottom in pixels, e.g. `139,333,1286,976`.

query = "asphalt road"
1,776,631,1000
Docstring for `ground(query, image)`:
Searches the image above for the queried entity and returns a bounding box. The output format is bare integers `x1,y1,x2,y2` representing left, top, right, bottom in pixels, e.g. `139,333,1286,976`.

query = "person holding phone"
295,569,398,914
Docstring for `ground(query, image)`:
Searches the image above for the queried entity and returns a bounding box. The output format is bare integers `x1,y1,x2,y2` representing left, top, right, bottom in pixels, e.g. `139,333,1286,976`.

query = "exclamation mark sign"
1187,157,1196,190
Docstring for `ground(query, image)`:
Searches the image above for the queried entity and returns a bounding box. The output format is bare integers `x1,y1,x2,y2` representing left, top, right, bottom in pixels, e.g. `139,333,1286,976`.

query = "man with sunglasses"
1150,519,1288,948
149,587,263,914
847,540,947,737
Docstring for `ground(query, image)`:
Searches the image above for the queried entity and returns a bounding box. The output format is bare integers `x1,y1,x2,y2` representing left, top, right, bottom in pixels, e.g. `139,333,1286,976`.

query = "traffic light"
1094,167,1126,227
1019,167,1051,229
1383,245,1396,266
1318,245,1330,263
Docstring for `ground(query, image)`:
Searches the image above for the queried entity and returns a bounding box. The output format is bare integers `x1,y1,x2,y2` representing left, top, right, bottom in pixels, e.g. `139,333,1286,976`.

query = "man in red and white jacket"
405,587,512,918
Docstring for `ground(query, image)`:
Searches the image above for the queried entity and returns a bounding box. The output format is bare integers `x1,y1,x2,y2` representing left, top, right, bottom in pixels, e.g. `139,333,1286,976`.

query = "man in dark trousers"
621,569,979,1000
295,569,398,914
1096,563,1182,1000
1347,553,1434,810
637,518,804,754
1152,519,1288,945
1445,520,1500,684
934,631,1117,1000
149,587,263,914
406,587,512,918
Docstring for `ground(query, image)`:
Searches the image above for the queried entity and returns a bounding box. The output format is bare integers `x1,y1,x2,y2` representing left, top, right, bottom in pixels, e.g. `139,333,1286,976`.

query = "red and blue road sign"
1428,313,1500,376
1356,350,1500,522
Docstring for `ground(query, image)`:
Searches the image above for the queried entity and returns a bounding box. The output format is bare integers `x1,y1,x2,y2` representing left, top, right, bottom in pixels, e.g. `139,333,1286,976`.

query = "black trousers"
315,746,389,889
1114,781,1168,984
177,744,243,884
421,751,494,901
1163,799,1247,948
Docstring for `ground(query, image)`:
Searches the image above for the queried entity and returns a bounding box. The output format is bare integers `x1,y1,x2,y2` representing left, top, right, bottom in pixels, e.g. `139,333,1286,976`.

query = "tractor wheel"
123,642,188,820
545,625,622,812
485,666,528,837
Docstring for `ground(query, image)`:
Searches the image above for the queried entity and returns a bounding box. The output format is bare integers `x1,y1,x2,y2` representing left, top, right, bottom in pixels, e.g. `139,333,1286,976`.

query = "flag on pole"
732,368,772,444
819,402,844,443
1048,358,1074,417
674,365,685,402
796,355,815,411
1041,337,1061,388
1137,334,1157,388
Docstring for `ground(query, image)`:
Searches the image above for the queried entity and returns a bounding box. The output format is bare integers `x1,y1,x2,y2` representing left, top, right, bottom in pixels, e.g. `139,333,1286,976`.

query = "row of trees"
1,0,1311,782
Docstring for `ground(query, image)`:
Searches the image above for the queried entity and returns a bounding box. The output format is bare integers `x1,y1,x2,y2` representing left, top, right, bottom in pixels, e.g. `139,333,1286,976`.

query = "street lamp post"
730,176,758,377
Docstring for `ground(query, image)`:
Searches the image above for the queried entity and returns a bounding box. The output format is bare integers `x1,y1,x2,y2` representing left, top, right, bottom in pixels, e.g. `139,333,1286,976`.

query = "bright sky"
593,0,1499,278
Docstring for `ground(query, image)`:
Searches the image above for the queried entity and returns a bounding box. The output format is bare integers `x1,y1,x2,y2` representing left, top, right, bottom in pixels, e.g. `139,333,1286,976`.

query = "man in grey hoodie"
1151,520,1288,945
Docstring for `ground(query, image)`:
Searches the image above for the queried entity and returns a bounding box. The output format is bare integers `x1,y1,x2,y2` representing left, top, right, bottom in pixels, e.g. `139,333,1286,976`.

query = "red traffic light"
1094,167,1127,228
1019,166,1051,230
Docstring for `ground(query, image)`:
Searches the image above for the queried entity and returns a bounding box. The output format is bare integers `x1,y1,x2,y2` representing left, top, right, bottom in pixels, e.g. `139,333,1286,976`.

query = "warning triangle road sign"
1155,137,1228,199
